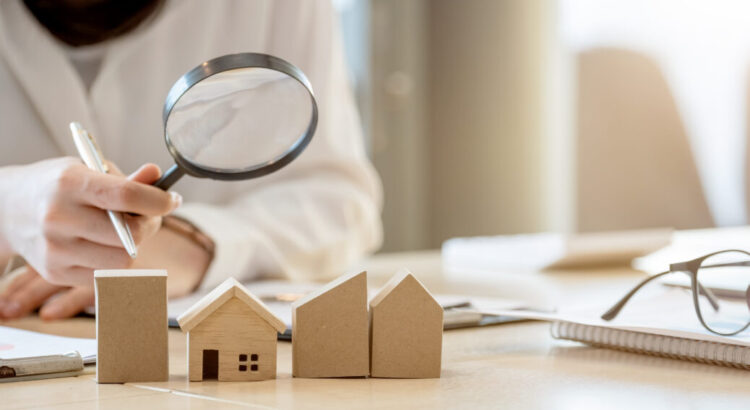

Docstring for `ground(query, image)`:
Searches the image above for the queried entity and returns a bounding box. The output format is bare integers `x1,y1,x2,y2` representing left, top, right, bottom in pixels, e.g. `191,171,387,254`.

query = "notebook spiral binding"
551,321,750,370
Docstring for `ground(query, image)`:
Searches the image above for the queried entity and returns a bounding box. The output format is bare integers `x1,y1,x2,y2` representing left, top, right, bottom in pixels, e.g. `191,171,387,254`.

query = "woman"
0,0,382,319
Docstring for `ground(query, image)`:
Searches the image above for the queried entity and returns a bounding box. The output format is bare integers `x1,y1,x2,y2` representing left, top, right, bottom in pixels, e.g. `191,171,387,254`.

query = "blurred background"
334,0,750,252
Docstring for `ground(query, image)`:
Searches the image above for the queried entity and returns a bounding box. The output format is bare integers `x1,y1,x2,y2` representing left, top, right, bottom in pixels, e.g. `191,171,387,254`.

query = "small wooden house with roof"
177,277,286,382
369,268,443,378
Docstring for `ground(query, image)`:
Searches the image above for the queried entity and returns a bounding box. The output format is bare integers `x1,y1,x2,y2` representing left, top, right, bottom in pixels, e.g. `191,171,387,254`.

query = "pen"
69,122,138,259
0,351,84,382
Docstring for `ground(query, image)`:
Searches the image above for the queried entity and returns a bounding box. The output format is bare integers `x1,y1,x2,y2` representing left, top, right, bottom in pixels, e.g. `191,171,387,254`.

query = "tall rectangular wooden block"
95,269,168,383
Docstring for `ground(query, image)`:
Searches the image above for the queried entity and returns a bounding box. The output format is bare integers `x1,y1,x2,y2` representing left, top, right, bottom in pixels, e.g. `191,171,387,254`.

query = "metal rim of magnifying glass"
162,52,318,181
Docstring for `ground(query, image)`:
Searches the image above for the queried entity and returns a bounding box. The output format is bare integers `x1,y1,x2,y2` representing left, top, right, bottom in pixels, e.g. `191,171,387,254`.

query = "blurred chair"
575,48,714,231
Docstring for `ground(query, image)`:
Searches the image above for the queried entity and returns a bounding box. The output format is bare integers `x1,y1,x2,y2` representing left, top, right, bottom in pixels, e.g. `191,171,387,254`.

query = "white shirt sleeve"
173,7,383,290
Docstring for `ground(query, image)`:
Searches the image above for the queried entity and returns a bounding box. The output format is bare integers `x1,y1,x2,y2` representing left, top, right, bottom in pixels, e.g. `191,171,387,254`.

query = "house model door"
203,349,219,380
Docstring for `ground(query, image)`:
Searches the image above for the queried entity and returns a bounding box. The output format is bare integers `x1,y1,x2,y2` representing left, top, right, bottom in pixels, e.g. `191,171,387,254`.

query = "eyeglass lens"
695,250,750,334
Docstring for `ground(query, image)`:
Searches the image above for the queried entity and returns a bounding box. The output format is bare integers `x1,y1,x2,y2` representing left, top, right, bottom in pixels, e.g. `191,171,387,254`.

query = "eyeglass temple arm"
697,281,720,311
601,270,720,321
700,260,750,269
601,270,671,321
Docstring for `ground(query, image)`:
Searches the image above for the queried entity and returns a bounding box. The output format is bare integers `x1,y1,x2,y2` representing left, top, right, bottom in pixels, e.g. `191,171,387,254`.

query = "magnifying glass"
154,53,318,190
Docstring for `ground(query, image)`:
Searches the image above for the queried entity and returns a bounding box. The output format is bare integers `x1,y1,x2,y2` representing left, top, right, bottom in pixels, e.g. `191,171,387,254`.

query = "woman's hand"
0,216,212,319
0,157,181,286
0,266,92,320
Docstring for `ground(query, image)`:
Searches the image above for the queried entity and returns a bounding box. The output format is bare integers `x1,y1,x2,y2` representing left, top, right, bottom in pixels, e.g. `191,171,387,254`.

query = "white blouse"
0,0,383,289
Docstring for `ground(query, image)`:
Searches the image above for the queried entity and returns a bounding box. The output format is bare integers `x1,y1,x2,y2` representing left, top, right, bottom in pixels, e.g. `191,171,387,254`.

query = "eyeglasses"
602,249,750,336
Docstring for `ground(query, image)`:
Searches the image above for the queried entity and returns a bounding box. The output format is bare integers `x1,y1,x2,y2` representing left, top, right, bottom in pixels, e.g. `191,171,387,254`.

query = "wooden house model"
369,269,443,378
291,271,369,378
177,278,286,382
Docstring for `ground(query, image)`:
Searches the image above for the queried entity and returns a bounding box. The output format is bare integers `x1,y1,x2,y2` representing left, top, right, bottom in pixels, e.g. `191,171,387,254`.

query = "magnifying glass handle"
154,164,185,191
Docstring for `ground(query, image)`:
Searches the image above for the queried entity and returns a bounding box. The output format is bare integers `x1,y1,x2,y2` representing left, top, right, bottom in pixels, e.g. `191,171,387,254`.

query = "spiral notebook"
483,289,750,369
550,321,750,369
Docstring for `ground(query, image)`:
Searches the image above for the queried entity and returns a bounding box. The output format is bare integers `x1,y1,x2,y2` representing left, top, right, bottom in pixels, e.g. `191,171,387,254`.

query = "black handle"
154,163,185,190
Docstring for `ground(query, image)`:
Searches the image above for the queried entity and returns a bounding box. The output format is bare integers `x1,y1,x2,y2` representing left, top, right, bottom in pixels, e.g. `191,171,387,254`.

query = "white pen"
69,122,138,259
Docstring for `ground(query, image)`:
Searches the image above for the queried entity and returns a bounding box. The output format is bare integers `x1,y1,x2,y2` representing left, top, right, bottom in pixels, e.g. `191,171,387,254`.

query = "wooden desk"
2,251,749,409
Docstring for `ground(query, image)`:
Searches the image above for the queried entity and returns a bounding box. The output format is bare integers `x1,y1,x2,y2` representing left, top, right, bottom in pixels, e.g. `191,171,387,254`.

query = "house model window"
238,353,260,372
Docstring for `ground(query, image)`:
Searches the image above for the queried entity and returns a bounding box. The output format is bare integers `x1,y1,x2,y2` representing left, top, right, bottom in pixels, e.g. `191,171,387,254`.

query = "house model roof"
177,277,286,333
369,268,440,308
291,270,366,309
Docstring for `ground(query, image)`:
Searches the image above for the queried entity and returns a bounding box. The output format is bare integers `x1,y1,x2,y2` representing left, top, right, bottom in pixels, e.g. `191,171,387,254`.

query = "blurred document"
634,226,750,297
0,326,96,363
442,229,671,272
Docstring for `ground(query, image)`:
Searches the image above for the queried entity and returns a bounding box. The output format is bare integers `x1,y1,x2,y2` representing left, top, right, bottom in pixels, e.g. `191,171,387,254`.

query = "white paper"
633,226,750,297
0,326,96,363
442,229,671,272
633,226,750,273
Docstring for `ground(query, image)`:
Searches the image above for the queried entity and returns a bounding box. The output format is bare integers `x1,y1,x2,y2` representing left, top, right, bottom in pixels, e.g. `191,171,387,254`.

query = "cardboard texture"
291,271,369,378
369,269,443,378
94,270,168,383
177,278,285,382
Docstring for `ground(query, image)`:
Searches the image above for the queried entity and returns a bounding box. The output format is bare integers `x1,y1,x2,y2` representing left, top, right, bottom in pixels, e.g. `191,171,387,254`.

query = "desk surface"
2,251,749,410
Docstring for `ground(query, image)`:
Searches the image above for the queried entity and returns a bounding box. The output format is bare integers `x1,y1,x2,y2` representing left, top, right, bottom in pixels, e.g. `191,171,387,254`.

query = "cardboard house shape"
291,271,370,378
369,269,443,378
177,278,286,382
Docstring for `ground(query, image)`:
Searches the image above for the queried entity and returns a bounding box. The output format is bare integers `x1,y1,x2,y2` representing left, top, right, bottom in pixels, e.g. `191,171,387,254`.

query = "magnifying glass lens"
166,67,313,173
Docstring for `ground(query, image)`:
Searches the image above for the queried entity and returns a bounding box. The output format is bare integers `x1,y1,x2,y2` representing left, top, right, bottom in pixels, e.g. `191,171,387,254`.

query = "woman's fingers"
129,163,162,184
45,266,97,287
40,237,134,286
0,273,63,319
52,239,134,271
0,265,92,320
73,168,180,216
46,205,161,247
43,203,117,244
125,214,163,245
0,268,36,314
40,286,94,320
0,268,37,301
103,160,123,176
